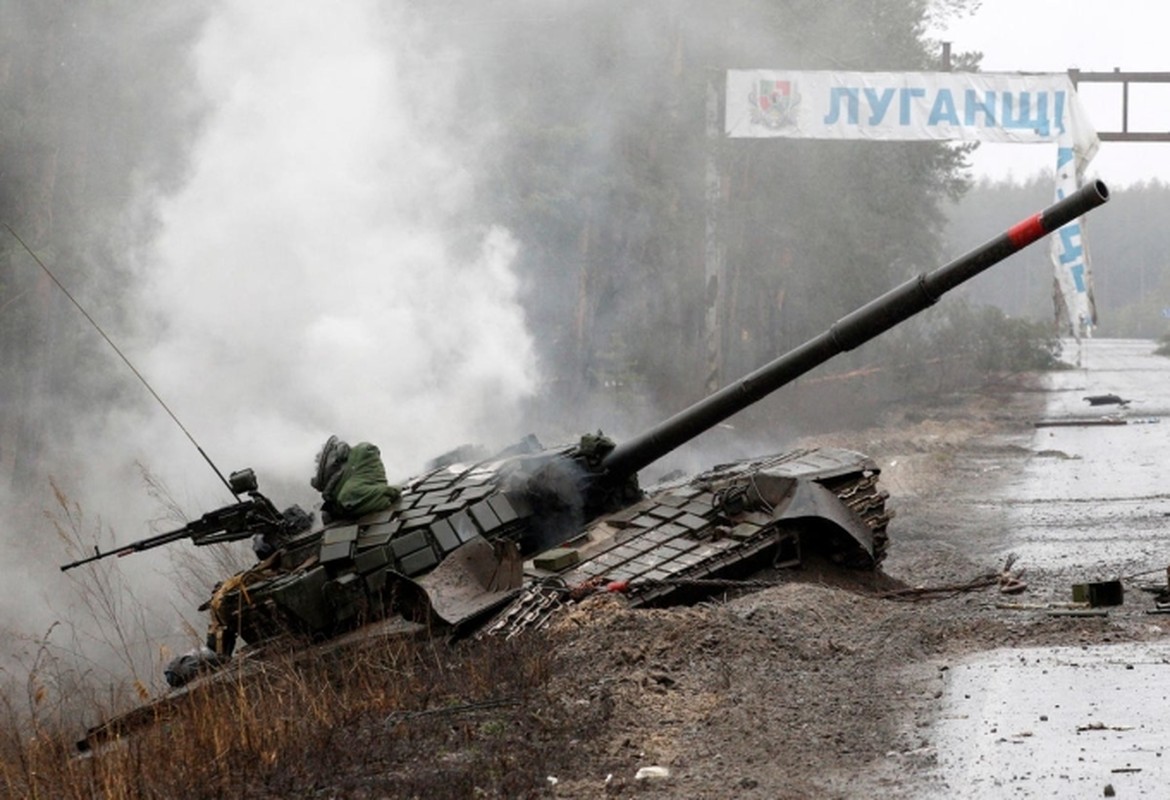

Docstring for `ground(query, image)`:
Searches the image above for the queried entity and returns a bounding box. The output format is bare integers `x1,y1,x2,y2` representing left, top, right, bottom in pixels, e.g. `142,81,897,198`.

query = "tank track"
821,470,893,565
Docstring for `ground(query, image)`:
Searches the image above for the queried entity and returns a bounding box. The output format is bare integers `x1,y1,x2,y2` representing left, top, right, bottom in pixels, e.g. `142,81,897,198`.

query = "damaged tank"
64,180,1109,748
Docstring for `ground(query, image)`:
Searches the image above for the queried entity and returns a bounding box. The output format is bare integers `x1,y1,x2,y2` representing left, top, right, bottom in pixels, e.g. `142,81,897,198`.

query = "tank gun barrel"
601,179,1110,479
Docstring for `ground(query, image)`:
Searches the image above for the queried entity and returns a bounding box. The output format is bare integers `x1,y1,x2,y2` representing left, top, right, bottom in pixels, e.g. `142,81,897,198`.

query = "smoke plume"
6,1,539,683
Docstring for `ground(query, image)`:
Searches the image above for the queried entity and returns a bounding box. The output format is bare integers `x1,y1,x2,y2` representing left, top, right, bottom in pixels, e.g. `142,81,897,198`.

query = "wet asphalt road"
999,338,1170,575
932,339,1170,798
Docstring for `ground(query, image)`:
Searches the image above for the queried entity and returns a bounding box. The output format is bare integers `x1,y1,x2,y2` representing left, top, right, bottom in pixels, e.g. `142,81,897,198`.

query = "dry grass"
0,630,595,799
8,480,598,798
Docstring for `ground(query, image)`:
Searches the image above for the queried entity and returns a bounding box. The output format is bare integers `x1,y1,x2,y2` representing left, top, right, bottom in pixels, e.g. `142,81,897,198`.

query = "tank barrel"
601,179,1110,479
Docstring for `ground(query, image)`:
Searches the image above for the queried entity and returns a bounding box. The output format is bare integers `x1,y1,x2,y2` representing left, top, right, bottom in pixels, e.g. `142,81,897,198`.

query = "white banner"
1050,140,1097,334
725,70,1100,334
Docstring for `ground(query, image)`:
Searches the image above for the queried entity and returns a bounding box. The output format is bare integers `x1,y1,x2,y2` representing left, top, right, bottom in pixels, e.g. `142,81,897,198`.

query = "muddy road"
540,339,1170,799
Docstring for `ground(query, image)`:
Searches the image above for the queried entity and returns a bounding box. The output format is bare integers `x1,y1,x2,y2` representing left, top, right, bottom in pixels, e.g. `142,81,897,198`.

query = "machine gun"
60,468,288,572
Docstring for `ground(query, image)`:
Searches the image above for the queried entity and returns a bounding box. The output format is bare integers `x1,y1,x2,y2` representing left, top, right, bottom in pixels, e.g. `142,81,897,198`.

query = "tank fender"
773,479,875,564
395,536,523,629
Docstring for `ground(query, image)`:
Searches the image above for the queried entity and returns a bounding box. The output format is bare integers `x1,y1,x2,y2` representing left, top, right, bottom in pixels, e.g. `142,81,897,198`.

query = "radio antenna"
4,224,239,499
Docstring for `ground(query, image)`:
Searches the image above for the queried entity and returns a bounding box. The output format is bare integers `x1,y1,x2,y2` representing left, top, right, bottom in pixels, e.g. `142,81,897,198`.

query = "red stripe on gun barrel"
1006,213,1045,249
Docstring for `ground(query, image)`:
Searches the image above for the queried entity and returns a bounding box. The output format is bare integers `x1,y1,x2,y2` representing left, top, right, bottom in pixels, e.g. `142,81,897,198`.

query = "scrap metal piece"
1083,394,1130,406
1071,579,1124,607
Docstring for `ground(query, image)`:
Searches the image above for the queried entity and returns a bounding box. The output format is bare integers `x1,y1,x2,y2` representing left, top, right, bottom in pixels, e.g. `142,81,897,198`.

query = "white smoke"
16,1,539,684
128,1,538,499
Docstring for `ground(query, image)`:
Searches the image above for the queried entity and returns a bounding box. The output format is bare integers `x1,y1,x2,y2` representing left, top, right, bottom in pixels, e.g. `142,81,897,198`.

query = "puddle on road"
931,642,1170,798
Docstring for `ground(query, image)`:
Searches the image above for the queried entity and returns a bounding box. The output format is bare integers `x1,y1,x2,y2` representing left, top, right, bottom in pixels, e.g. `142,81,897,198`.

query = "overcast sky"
932,0,1170,187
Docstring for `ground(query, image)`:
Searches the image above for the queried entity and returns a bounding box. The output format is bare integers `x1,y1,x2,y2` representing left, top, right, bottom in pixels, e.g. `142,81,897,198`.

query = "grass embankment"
1,631,592,799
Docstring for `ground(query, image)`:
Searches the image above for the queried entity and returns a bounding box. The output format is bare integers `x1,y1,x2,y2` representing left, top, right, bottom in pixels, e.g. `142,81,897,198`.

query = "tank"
65,180,1108,748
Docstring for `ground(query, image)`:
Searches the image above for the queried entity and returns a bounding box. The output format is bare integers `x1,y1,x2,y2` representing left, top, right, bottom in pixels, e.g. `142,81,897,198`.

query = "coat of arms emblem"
749,78,800,129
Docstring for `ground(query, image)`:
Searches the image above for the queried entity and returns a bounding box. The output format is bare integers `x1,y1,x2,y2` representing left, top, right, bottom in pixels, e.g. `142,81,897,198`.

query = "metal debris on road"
1083,394,1131,407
